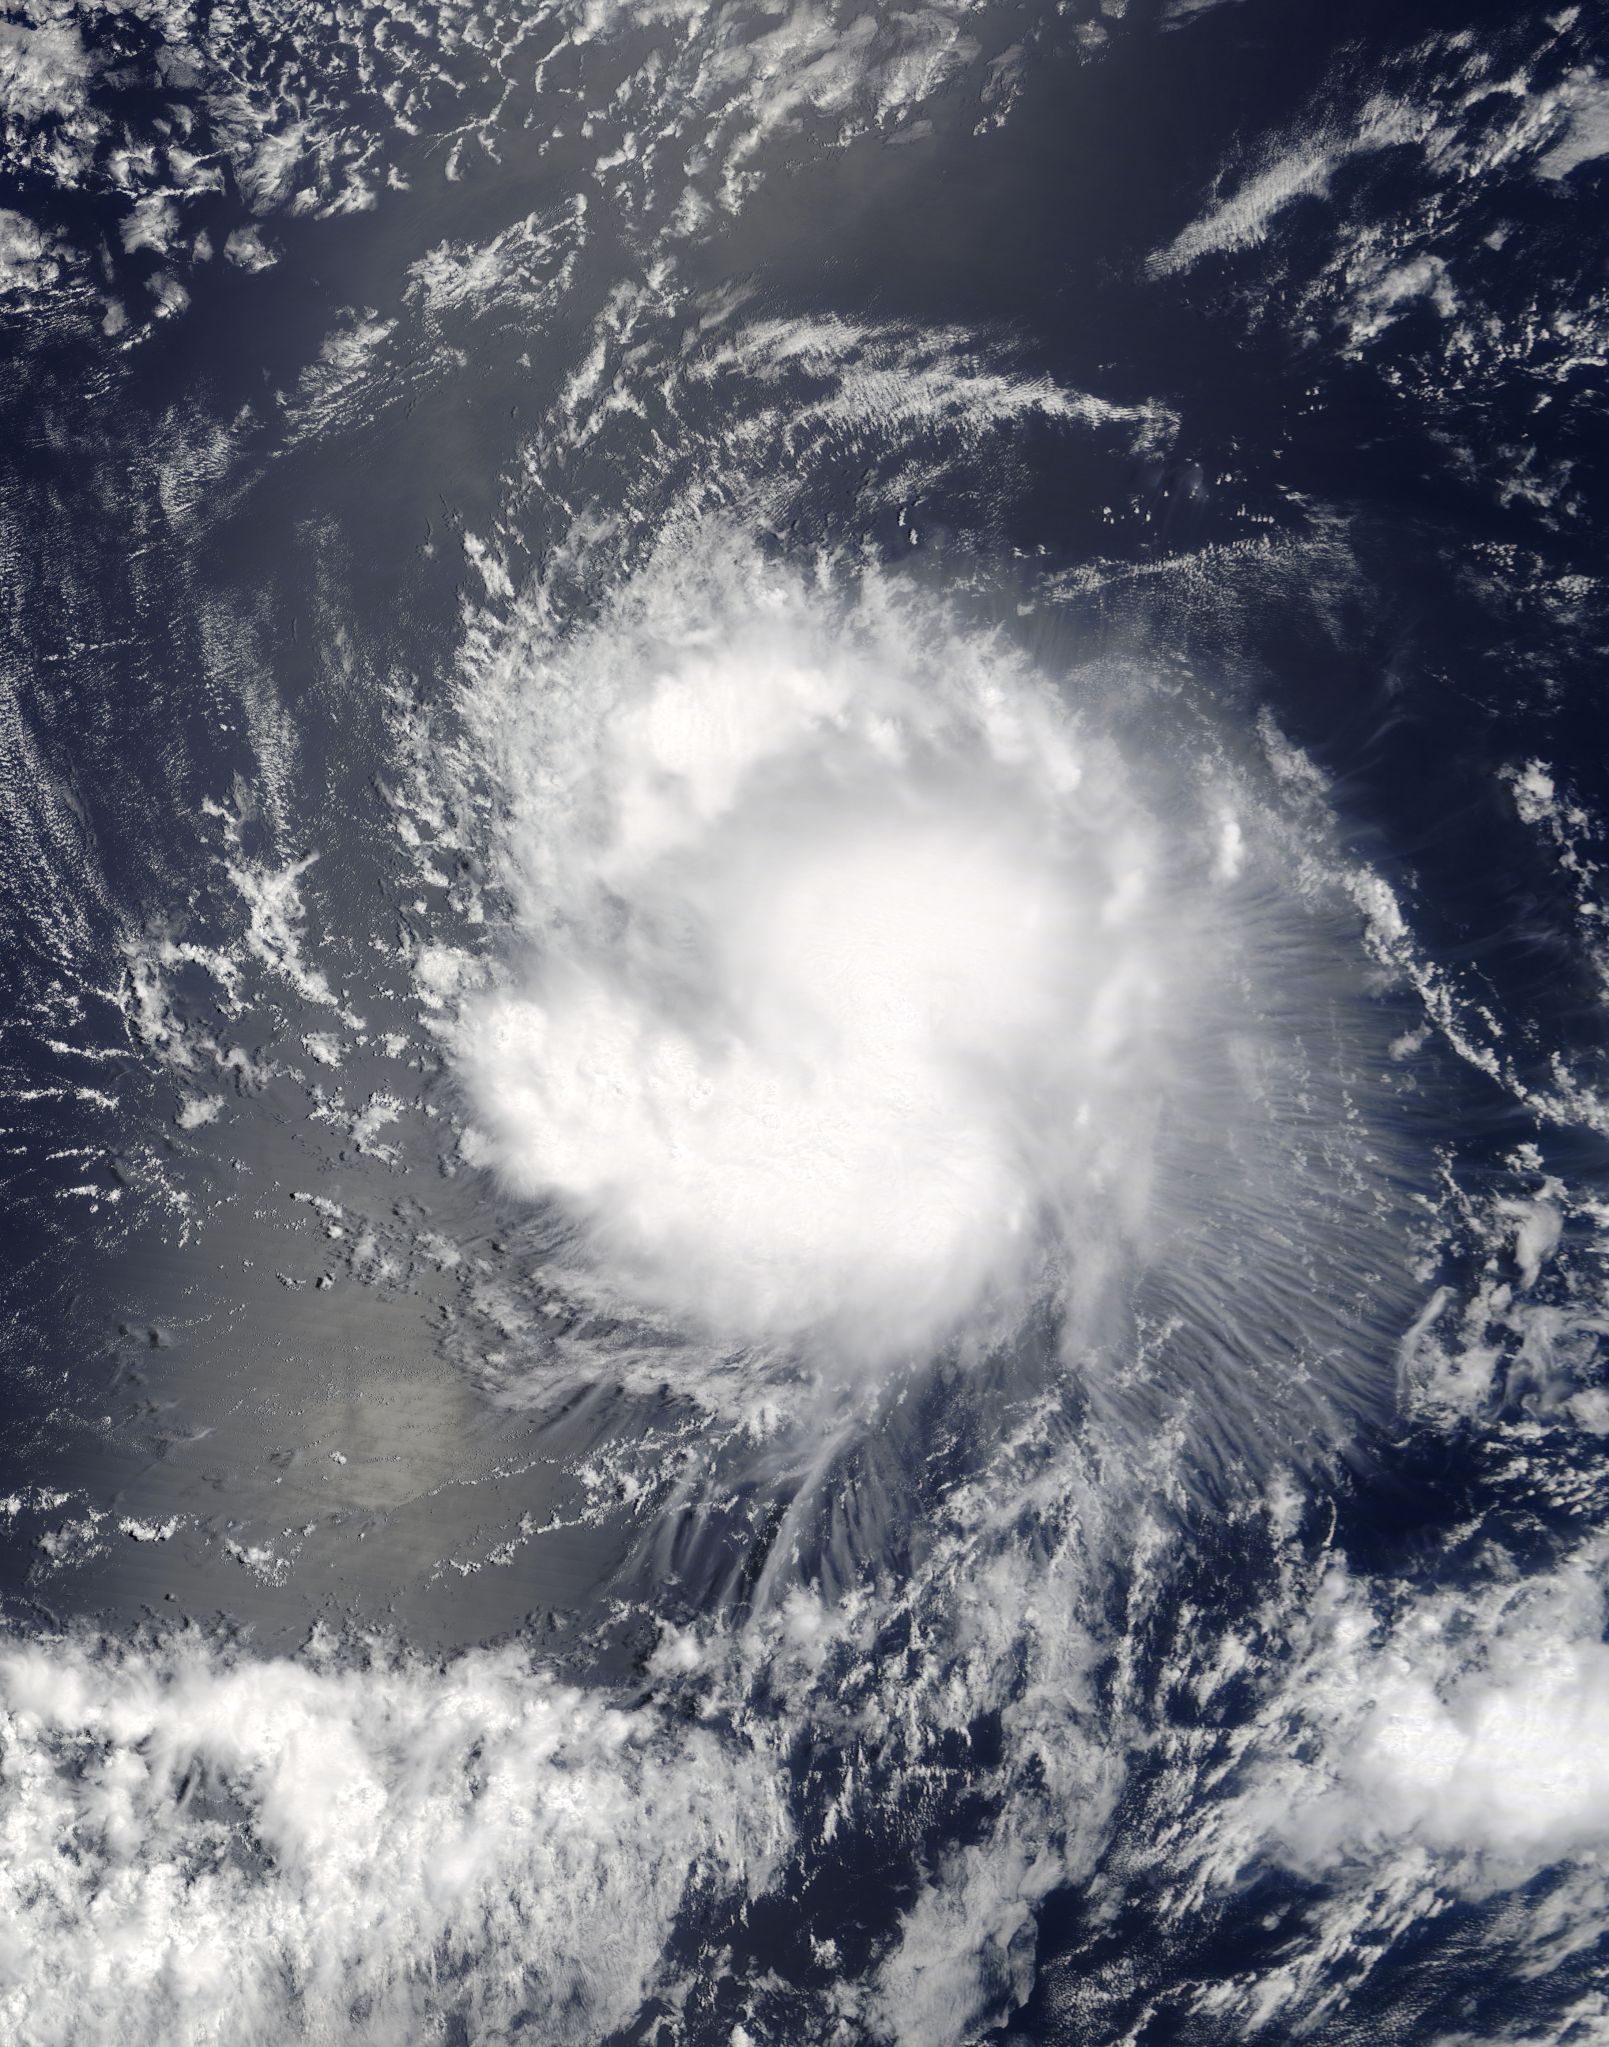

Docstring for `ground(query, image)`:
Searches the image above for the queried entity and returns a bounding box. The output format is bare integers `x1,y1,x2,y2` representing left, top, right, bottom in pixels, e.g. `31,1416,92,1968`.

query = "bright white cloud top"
446,528,1418,1418
457,539,1179,1360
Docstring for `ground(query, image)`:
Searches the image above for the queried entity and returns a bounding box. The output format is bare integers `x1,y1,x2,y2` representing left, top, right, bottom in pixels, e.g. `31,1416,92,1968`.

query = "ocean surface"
1,0,1607,2040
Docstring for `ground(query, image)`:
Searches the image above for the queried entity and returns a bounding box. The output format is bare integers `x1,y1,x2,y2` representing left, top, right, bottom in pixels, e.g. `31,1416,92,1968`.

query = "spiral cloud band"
452,534,1339,1374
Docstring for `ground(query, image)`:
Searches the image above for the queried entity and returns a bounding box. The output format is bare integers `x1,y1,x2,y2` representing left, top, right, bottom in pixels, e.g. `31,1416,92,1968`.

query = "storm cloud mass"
2,0,1608,2041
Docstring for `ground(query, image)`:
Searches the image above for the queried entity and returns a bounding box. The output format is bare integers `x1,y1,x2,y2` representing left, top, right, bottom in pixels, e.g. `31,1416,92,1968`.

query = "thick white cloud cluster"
1042,1456,1609,2041
454,537,1194,1364
1139,1527,1609,2041
0,1631,787,2046
1275,1544,1609,1879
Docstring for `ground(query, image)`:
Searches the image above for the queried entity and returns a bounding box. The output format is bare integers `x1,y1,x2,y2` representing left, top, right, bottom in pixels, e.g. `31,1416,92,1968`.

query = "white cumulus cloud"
0,1630,787,2046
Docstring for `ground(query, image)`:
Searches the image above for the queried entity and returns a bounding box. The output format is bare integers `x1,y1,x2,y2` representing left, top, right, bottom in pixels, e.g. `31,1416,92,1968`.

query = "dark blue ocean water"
0,0,1605,2039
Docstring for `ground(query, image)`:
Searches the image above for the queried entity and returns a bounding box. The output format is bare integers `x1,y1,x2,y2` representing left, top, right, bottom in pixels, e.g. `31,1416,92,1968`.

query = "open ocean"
1,0,1607,2040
